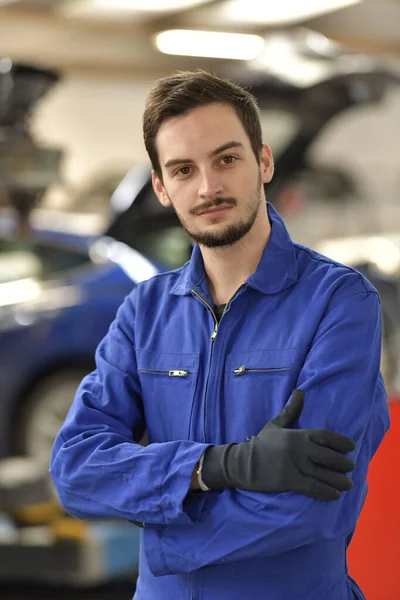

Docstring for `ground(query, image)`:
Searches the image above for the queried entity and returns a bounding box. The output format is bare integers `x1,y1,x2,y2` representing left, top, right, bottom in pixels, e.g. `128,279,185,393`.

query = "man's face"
152,102,274,248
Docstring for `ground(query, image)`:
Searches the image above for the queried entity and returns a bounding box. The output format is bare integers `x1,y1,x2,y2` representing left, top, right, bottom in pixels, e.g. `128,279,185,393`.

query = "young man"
50,71,389,599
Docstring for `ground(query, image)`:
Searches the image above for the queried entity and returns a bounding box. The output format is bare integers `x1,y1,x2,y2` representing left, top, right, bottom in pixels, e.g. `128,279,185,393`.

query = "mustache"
190,197,237,216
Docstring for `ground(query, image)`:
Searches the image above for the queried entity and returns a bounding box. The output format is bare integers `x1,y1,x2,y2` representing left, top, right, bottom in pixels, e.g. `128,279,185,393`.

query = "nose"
198,168,224,200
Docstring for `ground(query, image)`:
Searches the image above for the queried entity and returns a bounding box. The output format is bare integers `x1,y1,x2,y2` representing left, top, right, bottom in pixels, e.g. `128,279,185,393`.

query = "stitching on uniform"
294,243,374,295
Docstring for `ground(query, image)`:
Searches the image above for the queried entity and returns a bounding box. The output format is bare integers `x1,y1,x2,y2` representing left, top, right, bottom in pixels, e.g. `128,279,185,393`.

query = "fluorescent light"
199,0,362,26
155,30,264,60
0,0,22,6
62,0,210,17
93,0,209,9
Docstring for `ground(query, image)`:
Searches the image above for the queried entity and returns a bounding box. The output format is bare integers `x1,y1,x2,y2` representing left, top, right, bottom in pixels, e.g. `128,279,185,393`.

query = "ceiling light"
194,0,362,26
0,0,21,6
62,0,210,17
154,30,264,60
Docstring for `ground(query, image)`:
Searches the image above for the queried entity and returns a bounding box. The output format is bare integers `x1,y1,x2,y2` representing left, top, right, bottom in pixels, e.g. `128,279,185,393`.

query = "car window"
0,239,90,283
129,186,193,269
132,225,193,270
110,181,194,270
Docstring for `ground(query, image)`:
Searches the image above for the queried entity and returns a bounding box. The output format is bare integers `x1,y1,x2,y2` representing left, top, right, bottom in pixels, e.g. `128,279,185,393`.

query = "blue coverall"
50,203,390,600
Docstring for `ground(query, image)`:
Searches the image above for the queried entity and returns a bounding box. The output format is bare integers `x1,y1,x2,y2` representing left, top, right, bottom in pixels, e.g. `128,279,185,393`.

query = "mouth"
198,205,233,218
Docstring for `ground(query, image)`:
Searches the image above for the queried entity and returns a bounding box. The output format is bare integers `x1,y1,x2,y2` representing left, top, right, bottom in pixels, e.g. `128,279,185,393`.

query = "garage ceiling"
0,0,398,78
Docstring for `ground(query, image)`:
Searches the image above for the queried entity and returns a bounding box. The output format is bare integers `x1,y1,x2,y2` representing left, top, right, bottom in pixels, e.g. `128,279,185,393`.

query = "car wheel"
15,368,91,466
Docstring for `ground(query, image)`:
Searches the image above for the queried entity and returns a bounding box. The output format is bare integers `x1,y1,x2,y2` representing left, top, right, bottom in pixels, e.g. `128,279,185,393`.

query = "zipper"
137,369,189,377
191,289,218,441
191,289,219,342
191,285,245,442
233,365,294,375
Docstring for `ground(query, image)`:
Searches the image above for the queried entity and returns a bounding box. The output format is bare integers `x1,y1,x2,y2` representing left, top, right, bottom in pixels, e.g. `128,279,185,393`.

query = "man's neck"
200,206,271,305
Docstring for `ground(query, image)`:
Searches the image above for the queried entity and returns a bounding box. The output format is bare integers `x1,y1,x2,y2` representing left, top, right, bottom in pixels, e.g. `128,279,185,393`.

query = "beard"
167,169,263,249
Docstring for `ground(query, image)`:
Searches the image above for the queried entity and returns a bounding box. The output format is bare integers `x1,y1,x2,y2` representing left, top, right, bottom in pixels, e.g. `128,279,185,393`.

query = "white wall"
31,75,152,188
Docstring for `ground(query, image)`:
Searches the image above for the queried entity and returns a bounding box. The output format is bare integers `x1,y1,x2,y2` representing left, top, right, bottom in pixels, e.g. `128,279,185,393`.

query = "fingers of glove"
309,444,355,473
309,429,356,453
269,389,304,429
299,477,341,502
309,463,353,492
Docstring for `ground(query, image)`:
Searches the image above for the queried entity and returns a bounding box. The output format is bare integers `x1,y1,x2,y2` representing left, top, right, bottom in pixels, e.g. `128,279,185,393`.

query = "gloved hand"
201,389,356,501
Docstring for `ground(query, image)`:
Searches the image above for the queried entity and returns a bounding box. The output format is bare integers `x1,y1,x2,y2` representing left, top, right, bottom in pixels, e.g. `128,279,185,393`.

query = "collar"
170,202,298,297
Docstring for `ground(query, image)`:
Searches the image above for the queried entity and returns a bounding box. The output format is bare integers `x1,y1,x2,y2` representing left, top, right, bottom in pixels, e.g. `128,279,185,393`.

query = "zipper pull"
210,323,218,342
233,365,247,375
169,370,189,377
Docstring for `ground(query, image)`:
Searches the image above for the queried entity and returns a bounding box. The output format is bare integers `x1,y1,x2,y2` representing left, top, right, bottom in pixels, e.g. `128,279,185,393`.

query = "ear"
260,143,274,184
152,170,172,207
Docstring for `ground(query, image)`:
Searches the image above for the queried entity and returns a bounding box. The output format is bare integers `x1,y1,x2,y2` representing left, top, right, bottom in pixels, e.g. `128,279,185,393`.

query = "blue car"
0,218,162,464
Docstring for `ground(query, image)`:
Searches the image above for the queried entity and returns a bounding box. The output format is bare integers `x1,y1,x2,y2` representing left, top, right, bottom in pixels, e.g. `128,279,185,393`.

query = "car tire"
14,367,91,467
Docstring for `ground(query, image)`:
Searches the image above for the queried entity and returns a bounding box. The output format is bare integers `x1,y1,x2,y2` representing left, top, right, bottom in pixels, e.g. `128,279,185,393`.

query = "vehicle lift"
0,458,140,585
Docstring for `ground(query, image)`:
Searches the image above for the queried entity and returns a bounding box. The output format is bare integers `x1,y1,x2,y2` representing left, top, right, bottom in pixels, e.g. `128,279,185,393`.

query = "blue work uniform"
50,203,389,600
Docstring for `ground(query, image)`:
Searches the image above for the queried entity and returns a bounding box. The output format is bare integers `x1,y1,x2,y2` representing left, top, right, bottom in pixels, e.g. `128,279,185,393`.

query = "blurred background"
0,0,399,598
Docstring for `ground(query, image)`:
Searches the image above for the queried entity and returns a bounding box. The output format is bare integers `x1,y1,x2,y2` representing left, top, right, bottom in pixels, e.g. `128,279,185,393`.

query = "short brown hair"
143,70,263,179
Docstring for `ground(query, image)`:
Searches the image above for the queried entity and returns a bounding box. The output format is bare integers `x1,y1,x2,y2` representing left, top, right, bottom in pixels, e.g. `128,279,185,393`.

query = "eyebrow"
164,141,244,169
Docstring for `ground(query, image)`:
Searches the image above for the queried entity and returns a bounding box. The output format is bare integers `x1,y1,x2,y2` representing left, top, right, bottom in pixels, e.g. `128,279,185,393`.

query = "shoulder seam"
294,243,372,294
346,290,380,301
137,264,188,285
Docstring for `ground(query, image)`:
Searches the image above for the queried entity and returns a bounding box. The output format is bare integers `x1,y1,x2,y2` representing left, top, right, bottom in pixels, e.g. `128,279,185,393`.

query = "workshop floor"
0,582,136,600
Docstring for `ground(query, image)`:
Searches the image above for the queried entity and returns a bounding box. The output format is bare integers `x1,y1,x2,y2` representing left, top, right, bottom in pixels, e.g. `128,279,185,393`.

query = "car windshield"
0,238,90,284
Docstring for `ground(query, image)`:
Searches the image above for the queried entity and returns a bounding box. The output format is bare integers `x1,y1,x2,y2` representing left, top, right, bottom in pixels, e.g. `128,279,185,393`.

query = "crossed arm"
50,289,389,576
141,290,388,574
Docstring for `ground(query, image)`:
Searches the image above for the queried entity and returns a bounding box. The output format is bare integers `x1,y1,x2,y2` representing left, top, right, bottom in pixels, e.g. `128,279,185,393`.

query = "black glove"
202,389,356,501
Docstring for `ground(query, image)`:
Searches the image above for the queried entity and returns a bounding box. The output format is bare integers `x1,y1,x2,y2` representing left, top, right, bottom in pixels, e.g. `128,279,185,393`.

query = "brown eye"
177,166,191,176
221,155,236,164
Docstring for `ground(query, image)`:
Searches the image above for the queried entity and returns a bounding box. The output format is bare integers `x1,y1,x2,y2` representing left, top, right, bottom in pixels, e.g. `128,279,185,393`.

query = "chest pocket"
224,347,308,443
136,348,199,443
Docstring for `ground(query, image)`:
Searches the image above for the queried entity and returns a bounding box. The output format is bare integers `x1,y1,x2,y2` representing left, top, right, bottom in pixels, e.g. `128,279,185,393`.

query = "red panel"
348,400,400,599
